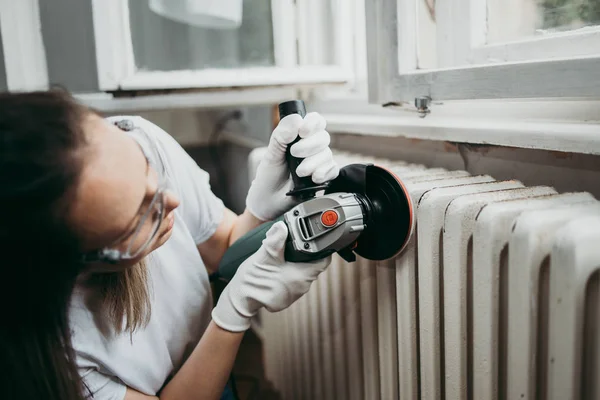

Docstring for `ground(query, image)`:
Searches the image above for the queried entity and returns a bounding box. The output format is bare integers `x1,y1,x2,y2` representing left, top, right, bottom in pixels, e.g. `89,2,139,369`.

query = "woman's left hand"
245,112,340,222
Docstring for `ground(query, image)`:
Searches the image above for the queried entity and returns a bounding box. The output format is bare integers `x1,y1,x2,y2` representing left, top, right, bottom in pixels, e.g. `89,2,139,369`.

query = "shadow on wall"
184,144,229,203
185,142,254,214
183,105,274,213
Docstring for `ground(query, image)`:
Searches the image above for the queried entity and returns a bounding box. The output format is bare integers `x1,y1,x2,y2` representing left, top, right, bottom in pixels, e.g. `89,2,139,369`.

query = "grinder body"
284,192,366,260
217,191,368,281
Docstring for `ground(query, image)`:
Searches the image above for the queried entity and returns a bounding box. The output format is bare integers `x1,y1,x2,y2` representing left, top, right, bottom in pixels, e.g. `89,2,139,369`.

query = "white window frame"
90,0,355,92
305,0,600,157
306,0,369,102
439,0,600,68
366,0,600,105
0,0,49,92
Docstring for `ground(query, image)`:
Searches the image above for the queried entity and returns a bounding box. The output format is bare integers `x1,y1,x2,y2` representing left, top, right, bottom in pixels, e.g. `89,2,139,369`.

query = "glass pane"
487,0,600,44
128,0,275,72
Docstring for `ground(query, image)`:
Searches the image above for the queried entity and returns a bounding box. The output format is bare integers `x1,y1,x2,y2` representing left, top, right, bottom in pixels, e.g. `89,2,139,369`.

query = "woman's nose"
164,189,180,212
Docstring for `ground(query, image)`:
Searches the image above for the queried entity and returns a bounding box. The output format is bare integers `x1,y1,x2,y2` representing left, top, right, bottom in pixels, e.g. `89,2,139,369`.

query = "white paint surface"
417,180,523,399
0,0,48,91
366,0,600,103
394,170,472,400
507,203,600,399
442,186,556,400
76,87,297,113
548,216,600,399
472,193,595,400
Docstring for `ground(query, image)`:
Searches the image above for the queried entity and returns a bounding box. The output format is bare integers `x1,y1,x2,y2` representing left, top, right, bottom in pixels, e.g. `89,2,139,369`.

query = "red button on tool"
321,210,339,227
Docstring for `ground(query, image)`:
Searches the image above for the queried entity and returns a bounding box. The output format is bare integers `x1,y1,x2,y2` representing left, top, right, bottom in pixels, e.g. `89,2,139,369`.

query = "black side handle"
278,100,327,200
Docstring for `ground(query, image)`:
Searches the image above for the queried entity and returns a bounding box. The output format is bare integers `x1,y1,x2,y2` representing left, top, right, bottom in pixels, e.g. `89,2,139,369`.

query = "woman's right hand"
211,221,330,332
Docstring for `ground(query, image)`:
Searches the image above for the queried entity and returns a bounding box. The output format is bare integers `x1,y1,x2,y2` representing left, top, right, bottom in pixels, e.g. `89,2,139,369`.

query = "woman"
0,89,339,400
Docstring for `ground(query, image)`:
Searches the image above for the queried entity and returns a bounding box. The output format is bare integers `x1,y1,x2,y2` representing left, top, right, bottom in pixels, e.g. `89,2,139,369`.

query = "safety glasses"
81,122,169,264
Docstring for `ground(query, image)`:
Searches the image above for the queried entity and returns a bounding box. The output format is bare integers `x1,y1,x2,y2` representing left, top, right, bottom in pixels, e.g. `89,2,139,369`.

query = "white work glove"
212,221,330,332
245,112,340,221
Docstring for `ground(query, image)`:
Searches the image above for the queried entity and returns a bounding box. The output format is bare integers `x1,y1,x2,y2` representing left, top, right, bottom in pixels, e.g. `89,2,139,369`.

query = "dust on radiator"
247,148,600,400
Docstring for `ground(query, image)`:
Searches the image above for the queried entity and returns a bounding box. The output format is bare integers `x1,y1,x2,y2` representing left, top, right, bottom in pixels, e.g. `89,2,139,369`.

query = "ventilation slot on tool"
299,217,313,240
247,147,600,400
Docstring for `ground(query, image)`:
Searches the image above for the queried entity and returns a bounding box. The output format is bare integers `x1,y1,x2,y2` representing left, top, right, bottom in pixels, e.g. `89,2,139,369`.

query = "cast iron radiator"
247,148,600,400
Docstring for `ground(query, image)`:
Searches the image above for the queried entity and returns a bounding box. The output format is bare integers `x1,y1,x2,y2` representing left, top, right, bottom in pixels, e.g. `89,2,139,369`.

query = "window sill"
311,99,600,155
75,87,297,113
116,66,352,91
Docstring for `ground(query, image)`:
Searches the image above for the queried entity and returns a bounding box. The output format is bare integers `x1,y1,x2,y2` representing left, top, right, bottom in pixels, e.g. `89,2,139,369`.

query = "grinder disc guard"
325,164,414,261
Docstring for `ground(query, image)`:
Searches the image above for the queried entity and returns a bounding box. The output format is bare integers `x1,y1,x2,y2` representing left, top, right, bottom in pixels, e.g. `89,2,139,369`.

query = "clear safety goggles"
81,121,170,264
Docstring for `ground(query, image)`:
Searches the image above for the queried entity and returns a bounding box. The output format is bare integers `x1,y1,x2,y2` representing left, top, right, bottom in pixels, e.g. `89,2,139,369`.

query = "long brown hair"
0,89,90,400
86,260,152,335
0,89,152,399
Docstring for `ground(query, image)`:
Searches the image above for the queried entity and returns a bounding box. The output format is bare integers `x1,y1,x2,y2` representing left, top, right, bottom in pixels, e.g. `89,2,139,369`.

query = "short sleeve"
79,367,127,400
105,116,225,244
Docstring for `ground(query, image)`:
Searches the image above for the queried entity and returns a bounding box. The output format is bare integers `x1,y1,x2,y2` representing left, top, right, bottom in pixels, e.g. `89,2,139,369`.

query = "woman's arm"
124,321,244,400
197,207,265,274
123,212,260,400
125,220,329,400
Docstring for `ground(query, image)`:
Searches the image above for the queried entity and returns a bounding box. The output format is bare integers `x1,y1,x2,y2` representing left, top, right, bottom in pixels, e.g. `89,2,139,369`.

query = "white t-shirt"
68,116,225,399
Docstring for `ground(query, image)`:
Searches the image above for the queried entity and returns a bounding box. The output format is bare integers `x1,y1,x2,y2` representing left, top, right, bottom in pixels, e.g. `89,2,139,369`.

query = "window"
366,0,600,104
91,0,355,92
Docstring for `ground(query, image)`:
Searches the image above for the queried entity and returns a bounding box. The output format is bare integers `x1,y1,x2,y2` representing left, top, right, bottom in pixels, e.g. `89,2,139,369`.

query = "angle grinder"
215,100,415,281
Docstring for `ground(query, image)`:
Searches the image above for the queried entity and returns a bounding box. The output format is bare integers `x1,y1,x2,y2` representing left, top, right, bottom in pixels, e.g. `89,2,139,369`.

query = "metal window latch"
415,96,431,118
